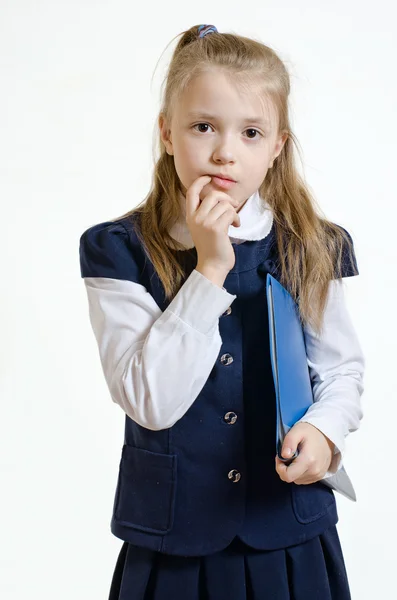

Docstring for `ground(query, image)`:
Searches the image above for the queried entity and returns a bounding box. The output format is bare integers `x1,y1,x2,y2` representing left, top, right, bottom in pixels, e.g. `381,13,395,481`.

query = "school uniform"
79,189,365,599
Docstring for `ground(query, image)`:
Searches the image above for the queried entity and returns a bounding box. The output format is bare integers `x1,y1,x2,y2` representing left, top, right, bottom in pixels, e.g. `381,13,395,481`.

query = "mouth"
210,174,236,182
210,175,237,190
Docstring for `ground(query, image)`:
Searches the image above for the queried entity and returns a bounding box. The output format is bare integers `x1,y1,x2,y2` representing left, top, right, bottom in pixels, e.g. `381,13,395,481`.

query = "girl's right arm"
80,176,241,431
79,221,237,431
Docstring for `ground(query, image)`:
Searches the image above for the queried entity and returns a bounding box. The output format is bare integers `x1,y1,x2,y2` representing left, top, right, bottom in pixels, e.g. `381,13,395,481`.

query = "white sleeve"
296,278,365,476
83,268,236,430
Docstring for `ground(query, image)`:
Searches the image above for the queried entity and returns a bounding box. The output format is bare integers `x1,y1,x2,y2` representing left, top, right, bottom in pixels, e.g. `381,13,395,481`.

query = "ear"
159,114,174,155
273,131,288,161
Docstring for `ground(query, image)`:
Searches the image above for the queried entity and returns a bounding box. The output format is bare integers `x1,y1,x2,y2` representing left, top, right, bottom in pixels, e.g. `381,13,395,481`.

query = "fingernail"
283,448,292,458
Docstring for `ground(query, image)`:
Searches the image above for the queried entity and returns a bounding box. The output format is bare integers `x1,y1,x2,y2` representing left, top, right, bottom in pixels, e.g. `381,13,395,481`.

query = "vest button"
220,353,233,366
221,306,232,317
224,411,237,424
228,469,241,483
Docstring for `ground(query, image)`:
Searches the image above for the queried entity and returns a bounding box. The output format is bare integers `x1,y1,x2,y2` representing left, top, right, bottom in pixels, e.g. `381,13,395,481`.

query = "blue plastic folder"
266,273,357,502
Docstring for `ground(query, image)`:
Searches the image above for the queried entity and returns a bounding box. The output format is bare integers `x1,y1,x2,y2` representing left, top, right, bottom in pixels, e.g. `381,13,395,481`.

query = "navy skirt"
108,525,351,600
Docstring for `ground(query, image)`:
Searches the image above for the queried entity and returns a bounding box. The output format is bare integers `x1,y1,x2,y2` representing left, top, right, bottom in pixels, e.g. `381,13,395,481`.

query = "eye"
192,123,213,133
245,128,262,139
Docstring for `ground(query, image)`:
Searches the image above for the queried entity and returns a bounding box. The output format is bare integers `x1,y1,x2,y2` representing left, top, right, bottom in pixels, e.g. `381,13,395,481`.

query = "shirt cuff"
165,268,237,336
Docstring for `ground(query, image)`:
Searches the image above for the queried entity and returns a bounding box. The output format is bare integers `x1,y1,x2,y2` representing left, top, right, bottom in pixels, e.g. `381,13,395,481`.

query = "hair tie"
197,24,218,38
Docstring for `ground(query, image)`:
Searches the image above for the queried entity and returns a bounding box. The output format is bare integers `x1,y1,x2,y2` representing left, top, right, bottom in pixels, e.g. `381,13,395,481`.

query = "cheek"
254,149,273,171
175,139,203,170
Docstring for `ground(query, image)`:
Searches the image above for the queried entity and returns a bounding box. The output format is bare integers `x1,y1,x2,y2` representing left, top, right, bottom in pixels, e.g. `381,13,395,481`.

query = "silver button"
220,353,233,366
221,306,232,317
228,469,241,483
224,411,237,424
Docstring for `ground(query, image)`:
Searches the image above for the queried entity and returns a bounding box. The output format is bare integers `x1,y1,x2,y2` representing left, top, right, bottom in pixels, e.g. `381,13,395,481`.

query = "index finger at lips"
185,176,212,217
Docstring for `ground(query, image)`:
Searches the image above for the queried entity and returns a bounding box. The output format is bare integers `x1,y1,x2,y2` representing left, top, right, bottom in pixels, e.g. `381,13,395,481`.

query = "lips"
211,176,237,190
212,174,236,182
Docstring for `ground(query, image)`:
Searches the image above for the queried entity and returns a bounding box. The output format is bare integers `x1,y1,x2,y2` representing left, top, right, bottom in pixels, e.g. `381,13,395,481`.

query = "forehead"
176,70,277,125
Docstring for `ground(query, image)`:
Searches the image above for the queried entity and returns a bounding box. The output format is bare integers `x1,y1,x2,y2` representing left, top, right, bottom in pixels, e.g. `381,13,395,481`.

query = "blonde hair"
116,25,357,334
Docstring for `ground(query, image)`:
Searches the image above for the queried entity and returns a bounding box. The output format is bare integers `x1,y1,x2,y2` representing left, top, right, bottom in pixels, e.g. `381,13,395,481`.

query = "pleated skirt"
108,525,351,600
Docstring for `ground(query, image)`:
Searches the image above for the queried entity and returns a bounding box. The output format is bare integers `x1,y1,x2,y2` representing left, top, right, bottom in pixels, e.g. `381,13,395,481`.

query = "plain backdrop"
1,1,396,598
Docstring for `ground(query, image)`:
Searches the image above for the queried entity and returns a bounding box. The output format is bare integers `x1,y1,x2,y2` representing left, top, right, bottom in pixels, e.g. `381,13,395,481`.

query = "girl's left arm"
296,277,365,478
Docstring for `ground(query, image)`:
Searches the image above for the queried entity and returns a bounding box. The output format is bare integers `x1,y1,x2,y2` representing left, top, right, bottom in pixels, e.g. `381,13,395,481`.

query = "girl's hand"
275,422,335,485
185,175,241,274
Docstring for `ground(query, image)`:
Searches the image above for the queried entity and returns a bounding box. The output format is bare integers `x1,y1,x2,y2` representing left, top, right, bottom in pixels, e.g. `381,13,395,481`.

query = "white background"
1,1,396,598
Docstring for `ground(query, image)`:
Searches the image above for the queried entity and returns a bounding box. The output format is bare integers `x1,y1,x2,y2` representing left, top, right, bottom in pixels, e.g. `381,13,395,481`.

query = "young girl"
79,24,365,600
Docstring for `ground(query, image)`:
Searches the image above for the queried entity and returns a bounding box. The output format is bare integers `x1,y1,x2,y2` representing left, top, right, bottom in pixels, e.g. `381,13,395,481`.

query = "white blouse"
82,190,365,480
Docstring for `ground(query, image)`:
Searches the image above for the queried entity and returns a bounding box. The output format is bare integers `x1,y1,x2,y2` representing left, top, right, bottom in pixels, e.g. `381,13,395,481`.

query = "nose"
212,135,236,164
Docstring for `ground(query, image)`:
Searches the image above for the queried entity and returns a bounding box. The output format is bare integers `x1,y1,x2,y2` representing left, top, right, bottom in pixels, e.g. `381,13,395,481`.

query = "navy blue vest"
80,214,350,557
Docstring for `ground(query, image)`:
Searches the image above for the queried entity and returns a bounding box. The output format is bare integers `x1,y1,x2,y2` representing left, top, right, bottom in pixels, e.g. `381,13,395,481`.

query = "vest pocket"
291,480,336,524
113,444,177,534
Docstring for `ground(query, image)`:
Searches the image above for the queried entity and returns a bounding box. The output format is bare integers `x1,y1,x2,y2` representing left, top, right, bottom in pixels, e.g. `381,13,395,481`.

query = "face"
159,69,287,211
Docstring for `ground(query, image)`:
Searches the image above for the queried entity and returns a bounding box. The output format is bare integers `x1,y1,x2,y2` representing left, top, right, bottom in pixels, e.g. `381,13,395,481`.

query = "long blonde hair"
116,25,357,334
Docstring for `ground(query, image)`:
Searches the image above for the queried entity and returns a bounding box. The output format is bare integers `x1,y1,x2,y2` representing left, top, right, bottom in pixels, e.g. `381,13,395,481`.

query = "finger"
275,455,300,481
275,456,289,480
216,206,241,228
185,176,212,218
198,189,239,216
204,201,241,228
294,473,323,485
280,428,302,461
279,454,309,483
294,463,327,485
294,477,315,486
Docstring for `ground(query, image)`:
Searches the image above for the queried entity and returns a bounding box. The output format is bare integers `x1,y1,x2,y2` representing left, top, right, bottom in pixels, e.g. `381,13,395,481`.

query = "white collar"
168,189,274,249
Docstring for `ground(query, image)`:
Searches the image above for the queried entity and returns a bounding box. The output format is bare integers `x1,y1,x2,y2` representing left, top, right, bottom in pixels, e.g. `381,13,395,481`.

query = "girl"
79,24,365,600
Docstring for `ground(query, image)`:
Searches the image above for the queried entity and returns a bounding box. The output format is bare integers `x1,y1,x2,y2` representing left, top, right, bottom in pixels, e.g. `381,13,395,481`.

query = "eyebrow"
186,112,270,126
